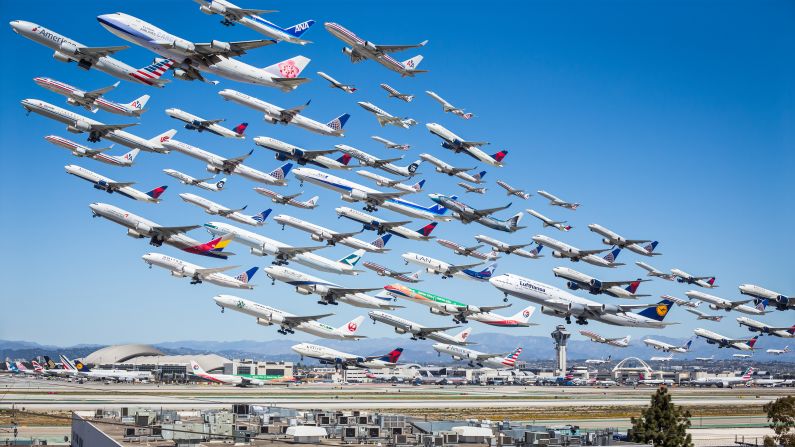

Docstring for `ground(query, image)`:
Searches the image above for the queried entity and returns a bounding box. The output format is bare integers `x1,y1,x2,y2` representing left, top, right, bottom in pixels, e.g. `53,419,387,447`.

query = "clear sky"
1,0,793,356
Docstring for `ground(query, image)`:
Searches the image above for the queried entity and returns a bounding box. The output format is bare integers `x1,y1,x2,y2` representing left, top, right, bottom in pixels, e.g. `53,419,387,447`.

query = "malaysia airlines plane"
671,269,718,288
526,209,572,232
274,214,392,253
292,343,403,369
10,20,173,87
335,207,439,241
337,145,421,177
46,135,139,167
685,290,767,315
324,22,427,76
368,311,473,345
474,235,543,259
382,284,511,324
739,284,794,311
580,330,631,348
143,253,257,289
254,137,349,170
643,338,692,353
164,169,226,192
537,190,580,210
98,12,312,90
736,317,795,338
65,164,166,203
357,171,425,194
357,102,417,128
255,188,318,209
552,267,649,299
420,153,486,184
433,344,522,369
165,108,247,139
694,328,759,351
588,224,661,257
194,0,315,45
426,123,507,167
190,360,264,386
532,235,623,268
264,266,399,309
436,239,499,261
179,193,270,227
34,77,149,117
426,91,473,119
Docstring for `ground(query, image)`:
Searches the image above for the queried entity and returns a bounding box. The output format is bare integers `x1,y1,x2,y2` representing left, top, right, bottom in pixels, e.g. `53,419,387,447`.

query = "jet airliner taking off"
496,181,530,199
532,235,623,268
193,0,315,45
357,102,417,129
636,262,677,281
165,108,247,139
433,345,522,369
580,330,631,347
335,207,439,241
254,137,350,169
65,165,167,203
420,153,486,184
694,328,759,351
736,317,794,338
356,171,425,194
372,136,410,151
426,123,508,167
143,253,257,289
273,214,392,253
254,188,318,209
380,84,414,102
474,235,543,259
587,224,661,257
368,311,473,345
436,239,499,261
383,283,511,324
179,192,270,227
426,91,474,119
552,267,649,299
401,252,495,281
685,290,767,315
317,71,356,92
324,22,427,76
291,343,403,369
739,284,795,311
537,190,580,210
363,262,422,283
34,77,149,117
526,209,572,232
163,169,226,192
643,338,692,353
337,145,421,177
671,269,718,288
45,135,139,167
428,194,523,233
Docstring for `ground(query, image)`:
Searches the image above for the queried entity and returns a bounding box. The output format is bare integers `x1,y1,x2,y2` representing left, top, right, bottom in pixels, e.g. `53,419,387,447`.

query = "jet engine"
250,247,267,256
709,304,721,311
134,223,152,235
552,251,565,259
394,327,407,334
67,120,92,134
208,1,227,14
256,317,274,327
58,41,79,55
348,189,369,201
566,281,580,291
342,47,353,56
206,164,221,174
170,39,195,54
602,238,613,245
126,229,145,239
776,295,789,305
429,307,446,316
567,302,588,316
52,51,72,63
589,279,603,290
540,306,564,317
363,41,378,52
210,40,231,52
295,286,313,295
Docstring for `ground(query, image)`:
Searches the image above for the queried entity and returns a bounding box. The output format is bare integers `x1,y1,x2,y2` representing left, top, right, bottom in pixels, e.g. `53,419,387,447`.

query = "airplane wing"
83,148,111,157
476,352,509,360
475,304,513,313
450,167,474,174
278,102,310,122
361,190,412,202
728,299,752,308
83,83,118,101
616,303,659,312
507,243,531,251
473,203,512,217
372,156,404,167
601,279,645,288
77,45,129,59
191,176,216,184
577,248,610,256
151,225,200,238
193,39,276,57
194,265,239,276
222,150,253,170
106,181,135,190
461,140,489,147
373,40,428,53
87,123,138,133
192,0,277,18
375,220,412,230
625,239,651,244
327,287,381,297
281,313,334,326
347,49,368,63
276,246,328,257
416,326,458,336
217,206,247,216
281,192,303,200
197,118,226,126
328,230,363,242
298,149,339,159
375,115,402,126
445,262,484,274
692,276,715,280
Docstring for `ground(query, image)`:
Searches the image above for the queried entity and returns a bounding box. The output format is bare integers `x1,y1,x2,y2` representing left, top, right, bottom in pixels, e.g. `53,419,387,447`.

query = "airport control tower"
551,325,571,374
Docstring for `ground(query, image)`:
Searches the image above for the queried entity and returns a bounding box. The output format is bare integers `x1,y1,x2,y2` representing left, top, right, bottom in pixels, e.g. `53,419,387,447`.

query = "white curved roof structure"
612,356,653,374
82,345,230,372
83,344,164,365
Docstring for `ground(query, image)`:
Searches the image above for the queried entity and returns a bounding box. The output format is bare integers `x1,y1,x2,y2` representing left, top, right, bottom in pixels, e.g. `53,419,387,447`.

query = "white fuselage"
165,108,242,138
46,135,135,167
474,235,537,259
337,145,418,177
552,266,637,298
335,207,429,241
736,317,794,338
432,344,510,369
419,153,482,183
537,190,579,210
179,193,259,226
526,209,570,232
368,311,467,345
264,266,394,309
671,269,716,288
686,290,762,315
426,123,501,167
357,170,419,193
220,89,340,136
291,343,392,369
254,136,347,169
694,328,755,350
142,253,251,289
643,339,687,353
65,164,158,202
199,0,311,44
164,139,286,185
532,235,612,267
274,214,384,252
34,77,142,117
163,169,225,192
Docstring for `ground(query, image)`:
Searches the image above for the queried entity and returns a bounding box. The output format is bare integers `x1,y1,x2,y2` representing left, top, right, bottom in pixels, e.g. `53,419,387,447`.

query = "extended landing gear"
576,317,588,325
220,18,236,26
565,316,572,324
503,292,509,302
278,327,295,335
190,278,203,285
149,237,164,247
363,204,378,212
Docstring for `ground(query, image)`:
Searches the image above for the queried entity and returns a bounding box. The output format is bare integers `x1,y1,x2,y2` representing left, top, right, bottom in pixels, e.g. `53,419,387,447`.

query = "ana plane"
372,136,409,151
324,22,427,76
163,169,226,192
292,343,403,369
736,317,794,338
357,102,417,128
739,284,794,311
363,262,422,283
383,283,511,324
428,194,523,232
496,181,530,199
264,266,399,309
317,71,355,92
643,338,692,353
380,84,414,102
532,235,623,268
274,213,392,253
426,123,507,167
425,91,473,119
436,239,499,261
194,0,314,45
356,170,425,193
474,235,543,259
552,267,649,299
335,206,439,241
179,192,270,226
34,77,148,117
337,144,421,177
433,344,521,369
254,136,349,169
369,311,473,345
694,328,759,351
579,330,631,348
65,164,166,203
165,108,247,138
671,269,718,288
537,190,580,210
143,253,256,288
254,188,318,209
527,209,572,232
45,135,139,167
685,290,767,315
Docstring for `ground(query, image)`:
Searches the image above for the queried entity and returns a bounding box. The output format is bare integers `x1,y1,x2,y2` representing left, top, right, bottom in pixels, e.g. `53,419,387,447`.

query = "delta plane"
685,290,767,315
317,71,355,92
274,214,391,252
474,235,543,259
419,153,486,183
425,91,473,119
190,360,264,386
254,188,318,209
292,342,403,369
496,181,530,199
537,190,580,210
337,145,421,177
636,262,676,281
335,206,439,241
739,284,794,311
579,330,631,348
671,269,718,288
65,164,166,203
45,135,139,167
165,108,247,139
193,0,314,45
382,283,512,324
254,137,349,169
357,102,417,128
324,22,427,76
357,171,425,194
143,253,257,288
433,344,521,369
34,77,149,117
428,194,523,232
363,262,422,283
380,84,414,102
426,123,507,167
526,209,572,232
588,224,661,257
369,311,474,345
736,317,794,338
531,235,623,268
643,338,692,353
164,169,226,192
694,328,759,351
179,192,270,226
458,182,486,194
436,239,499,261
551,267,649,299
372,136,409,151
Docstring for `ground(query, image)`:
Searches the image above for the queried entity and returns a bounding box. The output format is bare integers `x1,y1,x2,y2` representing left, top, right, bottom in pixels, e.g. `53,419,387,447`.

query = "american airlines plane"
34,77,149,117
194,0,315,45
433,344,522,369
46,135,139,167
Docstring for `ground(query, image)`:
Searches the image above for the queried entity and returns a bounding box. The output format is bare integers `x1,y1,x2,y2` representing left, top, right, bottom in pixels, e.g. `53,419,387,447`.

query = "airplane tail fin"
416,222,438,238
146,185,168,200
406,159,422,175
454,327,473,343
643,241,659,254
132,58,175,87
473,262,498,279
473,170,487,182
303,195,319,208
269,163,293,181
529,242,544,257
511,306,536,324
326,113,350,132
621,335,632,345
284,20,315,38
380,348,403,363
31,360,43,372
683,340,693,351
44,356,57,369
402,55,424,70
121,148,140,165
149,129,177,149
336,153,353,166
263,56,311,78
127,94,150,114
741,367,755,380
491,150,508,163
625,279,643,294
339,249,365,266
73,360,90,372
788,326,795,336
15,361,28,371
215,177,228,190
707,277,717,287
637,298,674,322
603,246,622,264
409,270,422,282
507,212,523,229
232,122,249,136
7,362,18,373
200,233,234,257
503,347,522,367
189,360,206,375
235,267,259,284
60,355,76,371
370,233,392,250
755,299,769,313
411,179,426,192
339,316,364,335
253,209,272,224
427,202,448,216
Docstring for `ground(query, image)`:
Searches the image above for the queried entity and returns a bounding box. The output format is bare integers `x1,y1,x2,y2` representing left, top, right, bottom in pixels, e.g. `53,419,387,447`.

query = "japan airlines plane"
467,305,537,328
274,214,391,253
264,266,399,309
426,123,507,167
428,194,523,232
579,330,631,348
254,188,318,209
671,269,718,288
190,360,264,386
489,273,677,327
526,209,572,232
686,308,724,322
317,71,355,92
369,311,473,345
685,290,766,315
98,13,312,91
357,171,425,194
588,224,661,257
434,344,521,369
475,235,543,259
766,346,790,355
552,267,649,299
21,99,175,152
45,135,139,167
163,169,226,192
324,22,427,76
401,252,484,280
426,91,473,119
292,343,403,369
357,102,417,128
193,0,314,45
694,328,759,351
143,253,256,288
10,20,173,87
213,295,365,340
165,108,247,139
89,202,232,259
537,190,580,210
335,207,439,241
164,139,291,185
436,239,499,261
458,182,486,194
294,168,451,221
372,136,409,151
419,153,486,184
737,317,794,338
337,145,421,177
34,77,148,117
65,164,166,203
380,84,414,102
363,262,422,283
636,262,676,281
739,284,794,311
254,137,349,170
693,366,755,388
532,235,622,268
643,338,692,353
383,283,511,324
496,181,530,199
179,192,270,226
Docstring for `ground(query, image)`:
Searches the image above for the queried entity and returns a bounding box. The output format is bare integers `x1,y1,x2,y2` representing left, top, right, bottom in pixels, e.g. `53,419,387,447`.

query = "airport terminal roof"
83,344,165,364
83,344,230,372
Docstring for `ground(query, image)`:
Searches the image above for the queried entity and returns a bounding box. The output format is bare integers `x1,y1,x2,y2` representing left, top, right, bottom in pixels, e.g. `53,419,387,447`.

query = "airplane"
648,354,674,362
692,367,755,388
636,262,677,281
579,330,631,347
733,354,753,359
254,188,318,209
204,221,365,275
165,108,247,139
368,311,474,345
489,273,678,327
428,194,523,232
89,202,233,259
213,295,365,340
10,20,173,87
426,123,507,167
294,168,451,221
694,328,759,350
419,153,486,184
537,190,580,210
6,361,42,376
766,346,790,355
164,139,291,185
671,269,718,288
685,290,767,315
254,137,350,170
458,182,486,194
587,224,661,257
584,355,612,365
526,209,572,232
401,252,484,280
179,192,270,227
466,305,537,328
72,360,152,382
45,135,139,167
21,99,175,152
382,283,512,324
292,342,403,369
34,77,149,117
336,145,421,177
163,169,226,192
474,235,543,259
142,252,257,288
317,71,355,92
335,206,439,241
739,284,794,311
357,102,417,128
372,136,409,151
665,295,701,309
356,171,425,194
65,164,166,203
736,317,794,338
686,308,724,322
695,355,714,361
551,267,649,299
273,214,391,253
363,262,422,283
531,235,623,268
380,84,414,102
98,13,312,91
496,181,530,199
436,239,499,261
425,91,473,119
433,344,521,369
643,338,692,353
193,0,314,45
190,360,264,386
324,22,427,76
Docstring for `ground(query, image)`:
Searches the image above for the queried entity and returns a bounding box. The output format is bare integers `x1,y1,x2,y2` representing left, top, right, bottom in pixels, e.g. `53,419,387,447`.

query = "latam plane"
143,253,257,289
34,77,149,117
45,135,139,167
402,252,495,282
65,164,166,203
426,123,507,167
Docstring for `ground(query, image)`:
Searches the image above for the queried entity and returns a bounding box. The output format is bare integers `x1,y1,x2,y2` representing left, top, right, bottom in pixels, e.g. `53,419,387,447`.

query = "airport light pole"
551,325,571,375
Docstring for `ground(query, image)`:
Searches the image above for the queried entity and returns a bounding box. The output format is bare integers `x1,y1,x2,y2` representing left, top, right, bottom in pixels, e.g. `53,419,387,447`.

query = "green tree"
629,386,693,447
763,395,795,447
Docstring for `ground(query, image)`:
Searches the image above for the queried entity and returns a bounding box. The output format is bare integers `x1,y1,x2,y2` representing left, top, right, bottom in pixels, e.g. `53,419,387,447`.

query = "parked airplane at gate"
531,235,622,268
736,318,794,338
254,137,349,170
34,77,149,117
426,123,507,167
372,136,409,151
635,262,676,281
579,330,631,347
474,235,543,259
671,269,718,288
46,135,139,167
335,207,439,241
526,209,572,232
337,145,421,177
380,84,413,102
254,188,318,209
292,343,403,369
317,71,355,92
419,153,486,184
193,0,314,45
436,239,499,261
264,266,399,309
685,290,767,315
382,283,511,324
537,190,580,210
165,108,247,139
65,164,166,203
357,171,425,194
324,22,427,76
433,344,521,369
369,311,473,345
643,338,692,353
694,328,759,351
357,102,417,128
551,267,649,299
588,224,660,257
426,91,473,119
739,284,795,311
179,192,270,227
164,169,226,192
190,360,264,386
274,214,391,253
428,194,523,232
10,20,173,87
143,253,256,288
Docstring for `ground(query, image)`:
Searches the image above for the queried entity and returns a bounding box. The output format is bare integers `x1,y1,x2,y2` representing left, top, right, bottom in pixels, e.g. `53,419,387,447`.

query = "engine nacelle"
567,302,588,316
134,223,152,235
256,317,274,327
776,295,789,305
602,238,612,245
426,267,439,274
342,47,353,56
310,233,324,242
199,5,214,15
709,304,720,310
206,164,221,174
442,304,464,314
566,281,580,291
295,286,313,295
394,327,407,335
59,41,79,55
170,270,186,277
348,189,368,201
250,247,266,256
540,306,563,317
173,69,194,81
126,229,145,239
363,40,378,52
208,1,227,14
210,40,231,52
170,39,195,53
429,307,445,316
52,51,72,63
318,231,334,241
73,120,92,133
589,279,603,290
552,250,565,259
600,304,622,315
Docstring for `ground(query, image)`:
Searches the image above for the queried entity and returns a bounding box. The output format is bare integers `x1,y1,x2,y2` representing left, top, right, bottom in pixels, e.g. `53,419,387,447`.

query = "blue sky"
1,0,793,357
